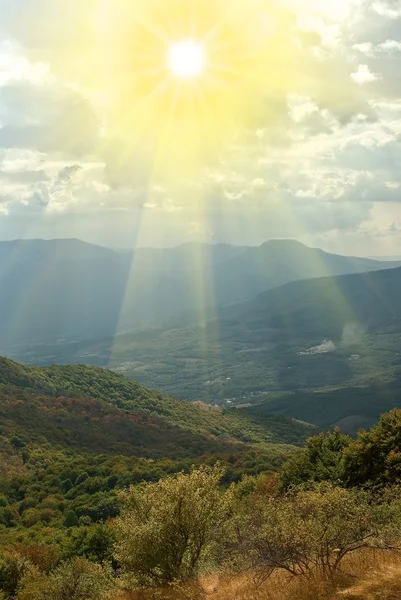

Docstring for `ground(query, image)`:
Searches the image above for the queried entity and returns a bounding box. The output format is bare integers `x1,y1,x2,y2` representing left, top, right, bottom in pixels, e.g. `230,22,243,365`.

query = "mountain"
24,266,401,434
0,238,116,263
248,379,401,435
1,238,400,350
226,263,401,339
213,239,401,301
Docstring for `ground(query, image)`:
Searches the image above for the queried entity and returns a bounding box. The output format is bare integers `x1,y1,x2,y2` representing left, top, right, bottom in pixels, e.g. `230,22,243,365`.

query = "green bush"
278,428,351,491
114,463,233,588
16,558,113,600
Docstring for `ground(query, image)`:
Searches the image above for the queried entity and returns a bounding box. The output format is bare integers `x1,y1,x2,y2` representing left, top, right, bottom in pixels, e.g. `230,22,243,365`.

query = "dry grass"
113,550,401,600
336,565,401,599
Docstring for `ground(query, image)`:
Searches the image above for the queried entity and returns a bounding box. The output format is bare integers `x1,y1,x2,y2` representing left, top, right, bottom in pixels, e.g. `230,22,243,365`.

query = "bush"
226,483,400,578
16,558,113,600
114,464,233,588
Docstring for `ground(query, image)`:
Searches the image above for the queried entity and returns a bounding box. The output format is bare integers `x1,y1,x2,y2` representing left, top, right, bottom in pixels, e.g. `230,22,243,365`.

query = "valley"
8,261,401,434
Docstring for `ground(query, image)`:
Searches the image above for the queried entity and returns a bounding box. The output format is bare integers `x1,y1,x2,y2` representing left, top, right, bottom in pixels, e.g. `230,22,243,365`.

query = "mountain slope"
0,358,311,540
233,263,401,334
1,238,399,349
0,358,311,456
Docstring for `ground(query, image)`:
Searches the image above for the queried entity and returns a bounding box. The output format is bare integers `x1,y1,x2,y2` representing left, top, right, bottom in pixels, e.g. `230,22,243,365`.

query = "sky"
0,0,401,255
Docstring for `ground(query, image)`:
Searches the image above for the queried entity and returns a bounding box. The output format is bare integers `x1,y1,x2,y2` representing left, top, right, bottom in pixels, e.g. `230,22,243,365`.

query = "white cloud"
0,81,100,156
372,1,401,18
354,39,401,55
353,42,374,55
379,39,401,51
351,64,380,84
0,42,49,87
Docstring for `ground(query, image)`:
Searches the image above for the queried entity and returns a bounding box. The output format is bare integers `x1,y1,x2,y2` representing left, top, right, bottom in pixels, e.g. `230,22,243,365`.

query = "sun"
168,40,206,79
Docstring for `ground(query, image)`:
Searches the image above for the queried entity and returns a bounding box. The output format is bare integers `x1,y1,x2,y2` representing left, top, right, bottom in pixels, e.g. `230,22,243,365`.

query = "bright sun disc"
168,40,206,79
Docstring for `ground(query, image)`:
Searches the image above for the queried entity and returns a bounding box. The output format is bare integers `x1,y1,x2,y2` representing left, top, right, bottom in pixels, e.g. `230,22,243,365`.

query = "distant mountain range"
1,237,400,349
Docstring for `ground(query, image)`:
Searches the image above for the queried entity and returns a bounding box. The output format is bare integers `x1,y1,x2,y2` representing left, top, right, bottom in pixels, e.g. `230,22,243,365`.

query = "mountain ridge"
1,237,400,349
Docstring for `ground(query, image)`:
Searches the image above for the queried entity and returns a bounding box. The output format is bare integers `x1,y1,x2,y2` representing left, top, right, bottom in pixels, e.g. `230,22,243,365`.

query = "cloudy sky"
0,0,401,255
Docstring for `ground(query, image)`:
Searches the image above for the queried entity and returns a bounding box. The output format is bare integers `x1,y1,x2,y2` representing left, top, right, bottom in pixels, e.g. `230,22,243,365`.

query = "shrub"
226,483,400,578
114,464,233,588
16,558,113,600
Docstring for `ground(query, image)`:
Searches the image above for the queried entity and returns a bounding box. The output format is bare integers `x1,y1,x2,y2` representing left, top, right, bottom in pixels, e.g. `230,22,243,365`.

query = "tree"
343,409,401,488
63,525,116,564
0,553,31,599
278,428,351,491
226,483,399,578
64,510,79,528
114,464,233,588
12,545,59,575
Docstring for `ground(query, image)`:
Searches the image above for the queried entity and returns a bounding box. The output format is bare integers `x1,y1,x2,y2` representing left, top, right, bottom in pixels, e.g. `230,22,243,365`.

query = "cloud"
355,40,401,55
372,1,401,18
0,42,49,86
351,64,380,84
57,165,82,184
0,0,96,71
29,165,82,213
0,82,100,156
0,169,48,184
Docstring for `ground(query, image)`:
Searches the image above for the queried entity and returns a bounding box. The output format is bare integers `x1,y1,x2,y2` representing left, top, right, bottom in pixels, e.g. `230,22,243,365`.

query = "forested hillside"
0,357,310,553
0,358,310,451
